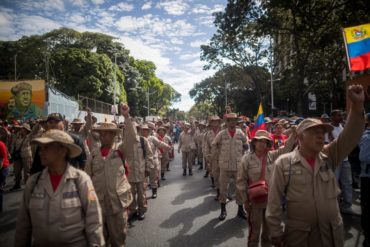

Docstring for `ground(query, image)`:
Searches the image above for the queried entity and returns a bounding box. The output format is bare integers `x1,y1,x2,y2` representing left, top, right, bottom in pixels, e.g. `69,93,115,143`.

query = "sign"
0,80,45,121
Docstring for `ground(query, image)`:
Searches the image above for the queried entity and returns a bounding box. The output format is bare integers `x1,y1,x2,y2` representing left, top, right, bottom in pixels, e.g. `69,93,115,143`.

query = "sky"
0,0,227,111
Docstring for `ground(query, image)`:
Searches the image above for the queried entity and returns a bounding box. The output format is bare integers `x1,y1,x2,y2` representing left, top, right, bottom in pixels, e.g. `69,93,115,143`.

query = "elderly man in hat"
156,125,172,179
212,113,248,220
10,123,39,190
178,122,196,176
141,123,170,198
15,129,104,246
69,108,93,156
266,84,365,247
237,128,297,247
85,103,135,246
204,116,222,191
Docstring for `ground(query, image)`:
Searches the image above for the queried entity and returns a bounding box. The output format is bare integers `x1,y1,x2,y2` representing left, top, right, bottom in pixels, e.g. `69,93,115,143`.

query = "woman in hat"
236,128,297,247
15,129,104,247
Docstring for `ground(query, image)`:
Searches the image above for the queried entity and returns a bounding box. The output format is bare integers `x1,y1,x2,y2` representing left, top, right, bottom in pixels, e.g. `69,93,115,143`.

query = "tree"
189,65,269,116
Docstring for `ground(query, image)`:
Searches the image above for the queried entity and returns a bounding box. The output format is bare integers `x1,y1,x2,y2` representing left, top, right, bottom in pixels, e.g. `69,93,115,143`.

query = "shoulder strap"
140,136,146,159
30,172,42,194
259,156,267,181
283,156,293,197
116,149,129,177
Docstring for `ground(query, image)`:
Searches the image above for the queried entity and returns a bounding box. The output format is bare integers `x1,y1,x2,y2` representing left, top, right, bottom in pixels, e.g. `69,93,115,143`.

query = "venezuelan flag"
343,23,370,71
251,102,266,137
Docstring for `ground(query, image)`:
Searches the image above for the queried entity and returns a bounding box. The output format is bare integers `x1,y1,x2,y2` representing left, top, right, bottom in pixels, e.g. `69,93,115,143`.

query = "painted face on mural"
15,89,32,108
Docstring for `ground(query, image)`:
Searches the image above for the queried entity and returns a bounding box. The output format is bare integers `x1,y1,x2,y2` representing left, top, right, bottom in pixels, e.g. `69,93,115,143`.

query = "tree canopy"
0,27,181,117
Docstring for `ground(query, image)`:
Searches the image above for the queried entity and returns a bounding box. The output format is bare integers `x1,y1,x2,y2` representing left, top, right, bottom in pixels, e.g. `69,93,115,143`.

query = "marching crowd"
0,84,369,247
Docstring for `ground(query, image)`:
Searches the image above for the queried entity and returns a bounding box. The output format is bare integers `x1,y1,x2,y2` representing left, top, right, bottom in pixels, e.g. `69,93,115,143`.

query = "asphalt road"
0,144,365,246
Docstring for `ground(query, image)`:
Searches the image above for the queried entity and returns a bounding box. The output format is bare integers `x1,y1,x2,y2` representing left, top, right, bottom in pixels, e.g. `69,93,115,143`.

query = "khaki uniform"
204,129,221,187
87,131,101,152
178,131,196,170
15,164,104,247
157,134,172,172
85,118,136,247
69,116,92,156
266,110,365,247
124,125,153,214
212,128,247,204
237,133,296,247
13,126,40,185
195,129,205,164
147,135,170,188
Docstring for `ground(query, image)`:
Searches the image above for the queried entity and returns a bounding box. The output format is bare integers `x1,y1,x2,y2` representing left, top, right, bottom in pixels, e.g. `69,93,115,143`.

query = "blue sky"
0,0,227,111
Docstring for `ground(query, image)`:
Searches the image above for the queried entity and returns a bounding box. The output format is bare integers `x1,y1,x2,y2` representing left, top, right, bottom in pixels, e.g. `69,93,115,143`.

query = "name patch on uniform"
63,191,79,199
31,193,45,198
283,169,302,176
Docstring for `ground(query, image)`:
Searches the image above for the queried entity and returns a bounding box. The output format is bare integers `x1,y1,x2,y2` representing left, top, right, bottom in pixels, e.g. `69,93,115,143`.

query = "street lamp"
147,87,157,117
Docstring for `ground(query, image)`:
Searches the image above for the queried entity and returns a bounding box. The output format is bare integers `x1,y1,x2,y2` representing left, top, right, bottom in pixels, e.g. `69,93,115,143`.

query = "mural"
0,80,45,121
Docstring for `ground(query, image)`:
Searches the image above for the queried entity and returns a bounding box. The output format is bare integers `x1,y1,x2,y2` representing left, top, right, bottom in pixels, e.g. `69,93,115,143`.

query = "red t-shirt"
49,174,63,191
306,158,315,170
0,141,9,168
229,130,236,138
101,147,110,157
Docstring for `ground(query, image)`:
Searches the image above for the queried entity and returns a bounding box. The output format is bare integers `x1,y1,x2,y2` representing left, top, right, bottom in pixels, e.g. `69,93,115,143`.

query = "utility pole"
113,54,117,119
270,37,274,116
225,78,228,107
45,53,49,83
14,54,17,81
147,87,150,117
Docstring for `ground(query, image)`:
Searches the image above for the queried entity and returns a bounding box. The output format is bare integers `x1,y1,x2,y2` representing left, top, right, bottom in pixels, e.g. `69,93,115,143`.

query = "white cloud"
20,0,65,12
91,0,105,5
211,4,225,13
13,15,61,38
197,15,214,26
116,15,195,37
192,4,210,14
109,2,134,12
190,39,208,48
70,13,85,24
141,1,152,10
156,0,189,16
179,53,200,60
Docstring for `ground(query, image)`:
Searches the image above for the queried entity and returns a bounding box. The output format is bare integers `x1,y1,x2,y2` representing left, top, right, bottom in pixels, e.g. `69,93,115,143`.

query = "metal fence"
77,95,115,115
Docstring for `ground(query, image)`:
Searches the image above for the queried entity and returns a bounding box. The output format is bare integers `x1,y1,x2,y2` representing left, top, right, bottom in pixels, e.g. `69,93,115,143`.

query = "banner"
0,80,45,121
343,23,370,71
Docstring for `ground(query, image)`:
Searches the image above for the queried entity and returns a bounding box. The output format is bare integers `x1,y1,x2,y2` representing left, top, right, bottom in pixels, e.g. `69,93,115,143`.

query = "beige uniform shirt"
148,135,171,169
69,115,92,156
204,129,220,164
211,128,248,171
237,132,296,205
15,164,104,247
266,110,365,246
178,131,196,152
156,134,172,159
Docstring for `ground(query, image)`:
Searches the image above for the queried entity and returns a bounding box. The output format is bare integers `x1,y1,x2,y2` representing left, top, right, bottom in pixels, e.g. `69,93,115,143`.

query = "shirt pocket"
284,169,306,201
61,197,83,225
29,196,45,225
319,170,340,199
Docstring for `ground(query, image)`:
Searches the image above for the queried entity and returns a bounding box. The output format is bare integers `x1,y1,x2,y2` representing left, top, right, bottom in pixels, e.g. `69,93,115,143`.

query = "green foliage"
201,0,370,115
0,27,178,117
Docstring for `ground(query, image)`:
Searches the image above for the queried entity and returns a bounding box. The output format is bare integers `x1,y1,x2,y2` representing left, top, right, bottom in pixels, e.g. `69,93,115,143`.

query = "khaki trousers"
14,157,31,184
148,165,159,189
211,161,220,188
103,209,128,247
181,150,194,170
247,206,271,247
219,170,242,204
160,155,169,172
129,182,147,213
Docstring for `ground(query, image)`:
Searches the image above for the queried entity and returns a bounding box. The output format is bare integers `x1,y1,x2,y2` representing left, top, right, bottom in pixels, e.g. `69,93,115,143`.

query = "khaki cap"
140,124,150,130
22,123,31,132
264,117,272,123
92,122,121,133
297,118,333,135
147,122,156,129
71,118,84,124
225,113,238,119
209,116,221,121
31,129,82,158
157,126,166,132
252,130,272,143
11,82,32,95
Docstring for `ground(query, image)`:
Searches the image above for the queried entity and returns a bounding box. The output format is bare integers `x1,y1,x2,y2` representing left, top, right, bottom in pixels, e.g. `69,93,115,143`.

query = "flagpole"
342,28,353,80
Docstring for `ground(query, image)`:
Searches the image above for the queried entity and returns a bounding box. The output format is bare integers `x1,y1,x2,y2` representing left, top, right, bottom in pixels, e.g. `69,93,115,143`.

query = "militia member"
85,103,134,246
212,113,248,221
141,123,170,198
15,129,104,246
178,123,196,176
266,85,365,247
237,129,297,247
157,126,172,179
